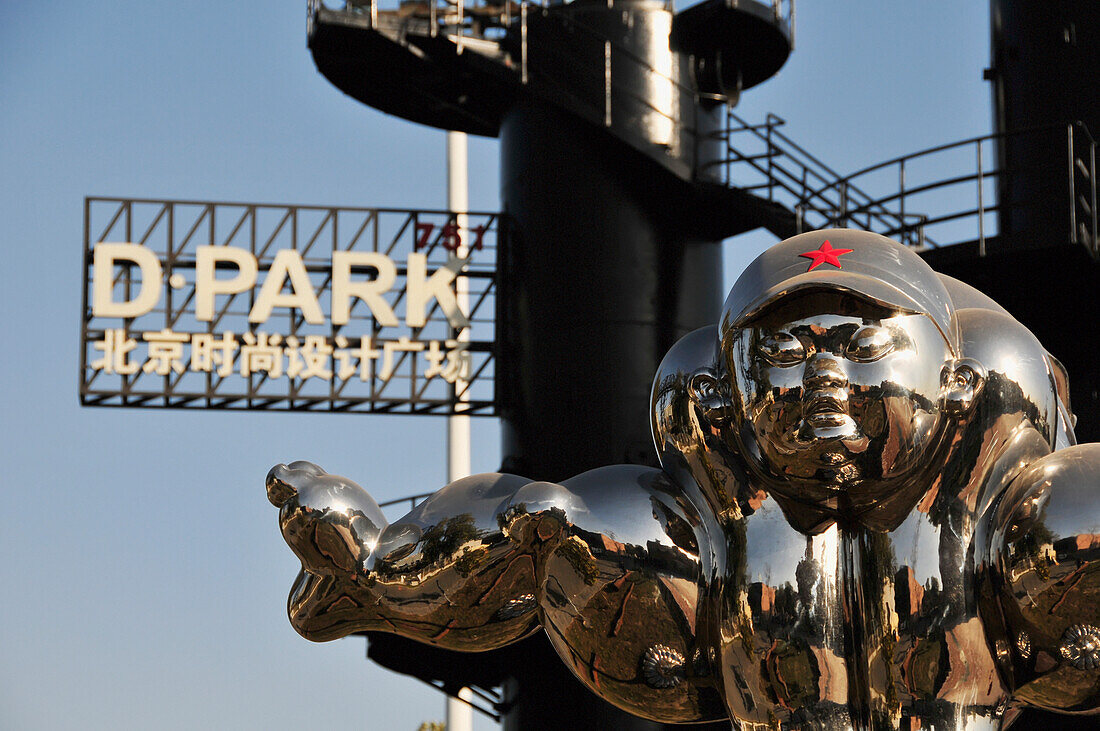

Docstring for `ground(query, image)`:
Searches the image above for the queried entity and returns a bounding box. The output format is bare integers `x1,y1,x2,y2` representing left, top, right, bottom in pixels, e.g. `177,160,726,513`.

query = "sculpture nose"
803,354,848,389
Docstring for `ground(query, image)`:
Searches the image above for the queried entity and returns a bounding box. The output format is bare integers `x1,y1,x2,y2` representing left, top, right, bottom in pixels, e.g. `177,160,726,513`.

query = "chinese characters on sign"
91,329,471,384
80,199,499,415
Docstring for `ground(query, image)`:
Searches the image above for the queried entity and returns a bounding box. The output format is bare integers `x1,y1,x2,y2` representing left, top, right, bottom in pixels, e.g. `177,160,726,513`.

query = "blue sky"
0,2,991,729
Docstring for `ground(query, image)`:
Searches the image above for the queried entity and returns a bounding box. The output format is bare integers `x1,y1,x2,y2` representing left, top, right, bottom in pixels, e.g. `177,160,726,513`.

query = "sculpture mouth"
793,390,859,443
802,391,851,427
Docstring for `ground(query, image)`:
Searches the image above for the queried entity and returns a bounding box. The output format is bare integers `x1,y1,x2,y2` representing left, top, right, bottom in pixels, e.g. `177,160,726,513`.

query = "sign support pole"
445,128,474,731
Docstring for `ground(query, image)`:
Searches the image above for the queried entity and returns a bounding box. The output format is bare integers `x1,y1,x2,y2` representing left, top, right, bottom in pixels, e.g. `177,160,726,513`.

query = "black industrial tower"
306,0,792,727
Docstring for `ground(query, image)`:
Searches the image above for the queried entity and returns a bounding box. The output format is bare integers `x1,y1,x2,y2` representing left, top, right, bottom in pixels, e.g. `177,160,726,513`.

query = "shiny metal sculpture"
268,230,1100,729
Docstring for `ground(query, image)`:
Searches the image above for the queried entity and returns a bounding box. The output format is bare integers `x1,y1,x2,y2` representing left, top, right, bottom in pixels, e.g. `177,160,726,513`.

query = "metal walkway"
322,0,1095,257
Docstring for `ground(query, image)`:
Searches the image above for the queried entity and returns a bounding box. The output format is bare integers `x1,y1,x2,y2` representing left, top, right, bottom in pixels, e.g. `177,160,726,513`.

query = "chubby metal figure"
267,230,1100,729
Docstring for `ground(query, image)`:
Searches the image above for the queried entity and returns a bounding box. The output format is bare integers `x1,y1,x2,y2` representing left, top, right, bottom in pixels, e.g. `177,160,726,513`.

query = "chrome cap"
721,229,958,355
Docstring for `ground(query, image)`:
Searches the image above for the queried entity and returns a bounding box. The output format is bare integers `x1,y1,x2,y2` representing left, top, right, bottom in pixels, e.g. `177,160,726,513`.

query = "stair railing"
1069,121,1098,258
706,111,918,243
811,122,1096,254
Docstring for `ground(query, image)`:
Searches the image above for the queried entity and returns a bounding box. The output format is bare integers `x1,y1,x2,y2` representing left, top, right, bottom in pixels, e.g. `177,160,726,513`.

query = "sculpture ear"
689,372,733,427
942,358,986,418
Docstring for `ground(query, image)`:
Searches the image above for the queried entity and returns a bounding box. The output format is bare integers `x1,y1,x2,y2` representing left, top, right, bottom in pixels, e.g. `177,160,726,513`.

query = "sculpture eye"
758,331,805,366
846,326,895,363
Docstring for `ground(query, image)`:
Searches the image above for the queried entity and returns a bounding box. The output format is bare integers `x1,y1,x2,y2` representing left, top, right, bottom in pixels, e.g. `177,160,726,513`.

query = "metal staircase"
705,112,925,246
709,111,1098,256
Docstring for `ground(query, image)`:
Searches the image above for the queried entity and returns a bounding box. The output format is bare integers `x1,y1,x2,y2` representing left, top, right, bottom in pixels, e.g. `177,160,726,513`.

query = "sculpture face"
723,294,952,505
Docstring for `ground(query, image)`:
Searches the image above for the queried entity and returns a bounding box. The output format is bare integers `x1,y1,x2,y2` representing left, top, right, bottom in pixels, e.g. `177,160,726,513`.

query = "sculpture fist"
267,461,387,576
267,461,390,641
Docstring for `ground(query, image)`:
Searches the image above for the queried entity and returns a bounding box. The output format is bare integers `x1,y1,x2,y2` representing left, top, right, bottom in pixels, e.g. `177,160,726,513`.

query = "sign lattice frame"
80,197,500,416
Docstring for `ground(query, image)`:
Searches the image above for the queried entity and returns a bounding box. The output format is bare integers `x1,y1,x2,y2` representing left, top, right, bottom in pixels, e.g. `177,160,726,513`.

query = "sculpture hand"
267,461,389,641
268,466,545,648
267,461,387,577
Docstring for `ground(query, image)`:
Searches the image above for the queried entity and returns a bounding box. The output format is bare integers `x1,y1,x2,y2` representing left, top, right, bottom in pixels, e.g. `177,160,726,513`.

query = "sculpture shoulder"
980,443,1100,713
557,465,713,551
499,464,722,582
535,465,728,723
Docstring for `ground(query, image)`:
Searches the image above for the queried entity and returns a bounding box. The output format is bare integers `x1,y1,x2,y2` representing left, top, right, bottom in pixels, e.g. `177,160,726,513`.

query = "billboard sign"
80,197,500,415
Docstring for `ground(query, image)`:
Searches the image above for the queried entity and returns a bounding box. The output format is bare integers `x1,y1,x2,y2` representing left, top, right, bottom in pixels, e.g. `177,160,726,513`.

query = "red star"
799,240,853,271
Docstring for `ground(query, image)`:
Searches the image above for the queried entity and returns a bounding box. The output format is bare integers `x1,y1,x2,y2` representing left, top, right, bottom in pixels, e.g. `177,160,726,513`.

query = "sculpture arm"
267,461,564,649
978,443,1100,714
267,461,726,722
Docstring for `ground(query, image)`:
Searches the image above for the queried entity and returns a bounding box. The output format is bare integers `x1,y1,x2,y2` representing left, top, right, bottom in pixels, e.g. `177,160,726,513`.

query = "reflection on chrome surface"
269,230,1100,729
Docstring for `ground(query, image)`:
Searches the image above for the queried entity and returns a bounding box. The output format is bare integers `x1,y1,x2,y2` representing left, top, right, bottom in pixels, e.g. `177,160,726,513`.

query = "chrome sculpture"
267,230,1100,729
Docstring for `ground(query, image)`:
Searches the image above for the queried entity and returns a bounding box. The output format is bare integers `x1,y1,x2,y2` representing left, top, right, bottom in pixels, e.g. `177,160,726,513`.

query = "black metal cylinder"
497,101,723,481
496,101,724,729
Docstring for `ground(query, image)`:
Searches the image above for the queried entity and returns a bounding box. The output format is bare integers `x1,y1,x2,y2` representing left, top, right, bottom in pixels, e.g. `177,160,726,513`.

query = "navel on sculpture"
267,230,1100,729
